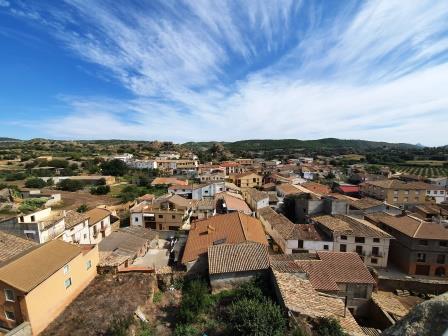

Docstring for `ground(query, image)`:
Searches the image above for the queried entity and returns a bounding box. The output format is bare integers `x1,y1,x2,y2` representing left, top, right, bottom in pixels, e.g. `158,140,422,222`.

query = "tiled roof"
366,213,448,240
208,242,269,275
257,207,295,239
276,183,302,196
245,188,269,202
0,232,37,265
302,182,331,195
191,198,216,209
0,240,82,293
312,215,392,238
64,210,89,229
85,208,111,226
215,193,251,214
273,271,364,336
363,180,429,190
181,212,268,263
347,197,383,210
151,177,188,186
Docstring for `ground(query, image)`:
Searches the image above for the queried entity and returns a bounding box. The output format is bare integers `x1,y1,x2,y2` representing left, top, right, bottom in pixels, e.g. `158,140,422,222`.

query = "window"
356,246,363,255
353,285,368,299
393,197,398,202
340,244,347,252
340,235,347,240
373,238,380,243
63,264,70,275
418,240,428,246
371,258,378,264
30,215,35,222
253,178,257,183
84,234,87,239
417,253,426,262
298,240,304,248
158,215,163,219
323,245,329,250
440,241,448,247
355,237,365,243
134,217,139,222
85,260,92,270
415,191,420,196
437,254,446,264
172,215,176,219
65,278,72,289
4,289,14,302
372,246,379,257
404,190,409,195
404,197,408,202
5,310,15,321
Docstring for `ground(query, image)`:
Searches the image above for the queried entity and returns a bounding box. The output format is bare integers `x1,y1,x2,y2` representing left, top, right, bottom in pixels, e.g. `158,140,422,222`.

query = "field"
405,160,447,166
394,166,448,178
338,154,366,161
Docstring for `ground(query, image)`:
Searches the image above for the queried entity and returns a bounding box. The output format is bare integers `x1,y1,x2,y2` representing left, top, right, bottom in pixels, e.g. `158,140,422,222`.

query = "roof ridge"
238,212,249,241
413,220,425,238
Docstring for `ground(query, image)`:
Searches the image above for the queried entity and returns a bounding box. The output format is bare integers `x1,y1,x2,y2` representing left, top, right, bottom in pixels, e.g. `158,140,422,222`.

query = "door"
415,264,430,276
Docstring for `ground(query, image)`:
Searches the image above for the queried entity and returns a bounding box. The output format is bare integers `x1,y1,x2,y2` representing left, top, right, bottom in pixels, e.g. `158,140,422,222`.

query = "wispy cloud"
3,0,448,145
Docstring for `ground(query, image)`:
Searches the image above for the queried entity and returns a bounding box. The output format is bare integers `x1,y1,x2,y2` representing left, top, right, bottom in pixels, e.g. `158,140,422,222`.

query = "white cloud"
6,0,448,145
0,0,9,7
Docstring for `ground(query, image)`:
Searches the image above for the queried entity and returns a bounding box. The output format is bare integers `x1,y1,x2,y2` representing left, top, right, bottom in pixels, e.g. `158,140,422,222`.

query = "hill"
184,138,420,152
0,137,22,142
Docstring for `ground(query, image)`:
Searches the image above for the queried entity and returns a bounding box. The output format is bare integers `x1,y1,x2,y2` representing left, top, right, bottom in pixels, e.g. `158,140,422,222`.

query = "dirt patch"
44,188,120,210
42,273,155,336
144,289,182,336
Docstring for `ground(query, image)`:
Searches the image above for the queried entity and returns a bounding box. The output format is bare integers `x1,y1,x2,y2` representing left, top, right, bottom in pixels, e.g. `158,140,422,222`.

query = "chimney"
207,225,215,234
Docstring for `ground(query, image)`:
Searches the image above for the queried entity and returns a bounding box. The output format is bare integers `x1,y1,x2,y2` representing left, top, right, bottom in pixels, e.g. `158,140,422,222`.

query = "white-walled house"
426,185,447,204
168,182,225,200
311,215,393,268
257,207,332,254
128,159,158,169
244,188,269,212
85,208,113,244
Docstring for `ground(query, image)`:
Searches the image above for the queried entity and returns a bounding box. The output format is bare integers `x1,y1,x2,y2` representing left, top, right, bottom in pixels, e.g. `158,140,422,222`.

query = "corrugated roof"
0,240,81,293
208,242,269,274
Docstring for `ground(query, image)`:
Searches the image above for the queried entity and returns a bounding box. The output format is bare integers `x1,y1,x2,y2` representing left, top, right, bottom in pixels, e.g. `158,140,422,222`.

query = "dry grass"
42,273,155,336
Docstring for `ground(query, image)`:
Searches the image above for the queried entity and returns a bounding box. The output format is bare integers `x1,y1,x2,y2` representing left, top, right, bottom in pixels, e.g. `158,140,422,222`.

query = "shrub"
173,324,199,336
77,204,88,213
153,291,163,304
314,317,347,336
58,179,84,191
227,298,285,336
90,185,110,195
179,279,210,324
18,198,47,213
48,159,69,168
25,177,46,189
5,172,27,181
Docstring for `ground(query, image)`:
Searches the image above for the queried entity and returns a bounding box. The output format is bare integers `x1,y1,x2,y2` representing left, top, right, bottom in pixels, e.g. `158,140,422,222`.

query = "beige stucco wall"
23,245,99,335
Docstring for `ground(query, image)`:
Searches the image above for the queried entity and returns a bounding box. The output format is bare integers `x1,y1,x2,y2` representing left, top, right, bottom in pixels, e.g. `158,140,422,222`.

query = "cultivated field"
394,166,448,178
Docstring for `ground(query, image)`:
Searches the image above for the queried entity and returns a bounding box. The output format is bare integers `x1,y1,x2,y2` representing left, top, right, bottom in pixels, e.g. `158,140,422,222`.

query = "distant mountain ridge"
184,138,422,152
0,137,22,142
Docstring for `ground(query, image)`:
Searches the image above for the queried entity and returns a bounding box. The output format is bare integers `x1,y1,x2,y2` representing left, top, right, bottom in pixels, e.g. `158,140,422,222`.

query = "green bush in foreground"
227,297,285,336
25,177,46,188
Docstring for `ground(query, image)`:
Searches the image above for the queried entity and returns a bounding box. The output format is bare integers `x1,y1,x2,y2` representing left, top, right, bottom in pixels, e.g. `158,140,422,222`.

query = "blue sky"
1,0,448,145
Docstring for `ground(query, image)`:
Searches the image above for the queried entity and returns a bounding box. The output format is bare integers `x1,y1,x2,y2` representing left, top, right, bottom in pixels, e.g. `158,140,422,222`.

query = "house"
311,215,393,268
271,270,364,336
235,158,254,166
0,240,98,335
157,151,181,160
181,212,268,273
61,211,90,245
168,181,225,199
215,192,252,215
208,242,269,292
97,227,156,274
244,188,269,211
411,204,448,223
155,159,198,174
425,184,447,204
291,193,349,223
228,172,262,189
150,177,188,187
360,180,428,206
191,199,216,220
130,194,193,231
197,171,226,183
220,161,245,175
366,213,448,277
270,251,376,316
0,232,37,265
113,153,134,162
84,208,114,244
428,177,448,188
257,207,332,254
41,175,116,185
276,183,302,201
128,159,158,169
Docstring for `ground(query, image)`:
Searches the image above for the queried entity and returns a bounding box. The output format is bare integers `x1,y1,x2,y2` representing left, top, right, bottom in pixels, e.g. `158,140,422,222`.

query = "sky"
1,1,448,146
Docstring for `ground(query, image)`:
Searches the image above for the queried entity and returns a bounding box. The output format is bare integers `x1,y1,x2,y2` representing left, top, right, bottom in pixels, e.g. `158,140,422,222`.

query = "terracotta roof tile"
208,242,269,274
302,182,331,195
182,212,268,263
0,232,37,265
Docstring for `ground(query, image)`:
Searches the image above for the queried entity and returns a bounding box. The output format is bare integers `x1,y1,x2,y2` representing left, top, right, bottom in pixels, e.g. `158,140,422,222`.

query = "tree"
227,298,285,336
25,177,46,188
101,159,128,176
179,279,210,324
48,159,69,168
58,179,84,191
